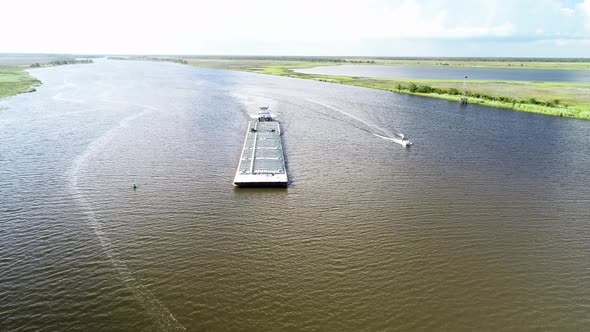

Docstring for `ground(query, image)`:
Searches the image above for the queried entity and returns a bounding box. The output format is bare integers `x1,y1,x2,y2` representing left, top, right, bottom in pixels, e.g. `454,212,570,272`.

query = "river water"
295,64,590,82
1,60,589,331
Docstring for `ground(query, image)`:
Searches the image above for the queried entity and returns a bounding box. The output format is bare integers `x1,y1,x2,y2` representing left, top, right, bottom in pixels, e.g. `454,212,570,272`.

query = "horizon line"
2,53,590,60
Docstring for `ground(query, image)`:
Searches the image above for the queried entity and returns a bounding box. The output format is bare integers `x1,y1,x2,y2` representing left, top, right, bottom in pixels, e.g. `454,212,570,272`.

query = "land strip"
0,66,41,99
0,58,93,100
182,58,590,120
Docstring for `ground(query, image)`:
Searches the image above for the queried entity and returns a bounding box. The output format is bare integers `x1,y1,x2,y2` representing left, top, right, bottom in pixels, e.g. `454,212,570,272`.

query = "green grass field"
0,58,94,100
0,66,41,99
186,59,590,120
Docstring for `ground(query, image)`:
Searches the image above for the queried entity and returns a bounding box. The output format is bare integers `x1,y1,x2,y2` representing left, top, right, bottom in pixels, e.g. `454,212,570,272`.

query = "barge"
233,107,288,187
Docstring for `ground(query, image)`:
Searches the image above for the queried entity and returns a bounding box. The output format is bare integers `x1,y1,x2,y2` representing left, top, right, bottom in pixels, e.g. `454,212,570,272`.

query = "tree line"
184,55,375,63
30,58,93,67
396,82,564,108
108,56,188,64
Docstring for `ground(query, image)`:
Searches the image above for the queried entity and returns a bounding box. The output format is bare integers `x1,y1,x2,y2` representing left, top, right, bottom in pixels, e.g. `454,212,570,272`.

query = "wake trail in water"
53,92,85,104
305,99,407,145
373,133,409,147
68,104,186,331
231,92,280,120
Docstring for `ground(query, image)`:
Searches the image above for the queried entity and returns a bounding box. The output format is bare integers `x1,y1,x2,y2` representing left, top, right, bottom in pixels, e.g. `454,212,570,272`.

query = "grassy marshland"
0,66,41,99
0,58,93,100
183,57,590,120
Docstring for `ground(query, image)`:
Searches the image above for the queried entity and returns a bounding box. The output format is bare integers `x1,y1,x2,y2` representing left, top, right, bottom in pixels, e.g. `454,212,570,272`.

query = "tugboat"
258,106,272,121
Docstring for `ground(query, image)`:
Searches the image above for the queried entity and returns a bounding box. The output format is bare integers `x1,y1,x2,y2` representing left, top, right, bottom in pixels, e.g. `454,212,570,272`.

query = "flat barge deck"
234,107,288,187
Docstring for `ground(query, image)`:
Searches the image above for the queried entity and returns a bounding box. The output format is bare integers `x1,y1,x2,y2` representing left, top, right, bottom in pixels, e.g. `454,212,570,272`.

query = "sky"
1,0,590,57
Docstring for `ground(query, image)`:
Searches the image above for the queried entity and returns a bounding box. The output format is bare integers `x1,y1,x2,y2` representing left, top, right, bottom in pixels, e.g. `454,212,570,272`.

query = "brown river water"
1,59,589,331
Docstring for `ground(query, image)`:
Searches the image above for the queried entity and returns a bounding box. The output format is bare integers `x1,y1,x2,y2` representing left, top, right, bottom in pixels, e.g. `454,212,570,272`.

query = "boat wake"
305,99,412,147
68,104,186,331
231,92,279,120
53,92,85,104
373,133,412,147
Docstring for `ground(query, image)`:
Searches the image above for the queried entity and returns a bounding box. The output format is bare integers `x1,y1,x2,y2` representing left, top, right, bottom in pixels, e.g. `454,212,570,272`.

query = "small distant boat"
400,138,412,147
398,134,413,147
373,133,413,147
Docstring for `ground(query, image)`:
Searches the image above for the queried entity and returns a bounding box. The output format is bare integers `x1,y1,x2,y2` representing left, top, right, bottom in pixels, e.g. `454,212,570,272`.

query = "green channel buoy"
132,183,137,189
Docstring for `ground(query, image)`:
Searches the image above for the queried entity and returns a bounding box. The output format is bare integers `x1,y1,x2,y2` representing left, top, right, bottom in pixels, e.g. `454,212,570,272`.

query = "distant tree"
408,82,417,93
416,85,433,93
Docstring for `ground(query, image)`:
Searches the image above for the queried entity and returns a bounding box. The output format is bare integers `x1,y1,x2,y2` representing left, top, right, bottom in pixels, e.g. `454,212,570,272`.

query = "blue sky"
1,0,589,56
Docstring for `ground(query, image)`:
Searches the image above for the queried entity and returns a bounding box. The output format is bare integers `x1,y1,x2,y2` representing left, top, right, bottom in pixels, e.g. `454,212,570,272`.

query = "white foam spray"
372,133,410,147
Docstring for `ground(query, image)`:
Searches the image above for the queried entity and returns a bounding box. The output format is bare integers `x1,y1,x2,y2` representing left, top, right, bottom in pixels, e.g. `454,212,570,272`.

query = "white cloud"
373,1,514,39
560,7,575,16
0,0,587,55
577,0,590,30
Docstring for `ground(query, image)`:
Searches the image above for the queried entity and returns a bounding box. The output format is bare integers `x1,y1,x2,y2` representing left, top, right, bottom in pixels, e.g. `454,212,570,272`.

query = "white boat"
398,134,413,147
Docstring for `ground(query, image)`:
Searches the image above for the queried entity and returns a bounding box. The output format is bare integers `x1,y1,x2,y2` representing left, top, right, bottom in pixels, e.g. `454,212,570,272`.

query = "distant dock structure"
234,107,288,187
460,75,468,105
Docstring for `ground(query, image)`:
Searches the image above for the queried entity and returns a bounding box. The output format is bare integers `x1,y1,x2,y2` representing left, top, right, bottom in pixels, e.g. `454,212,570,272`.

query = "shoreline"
0,59,94,101
0,65,42,100
4,57,589,120
183,59,590,120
